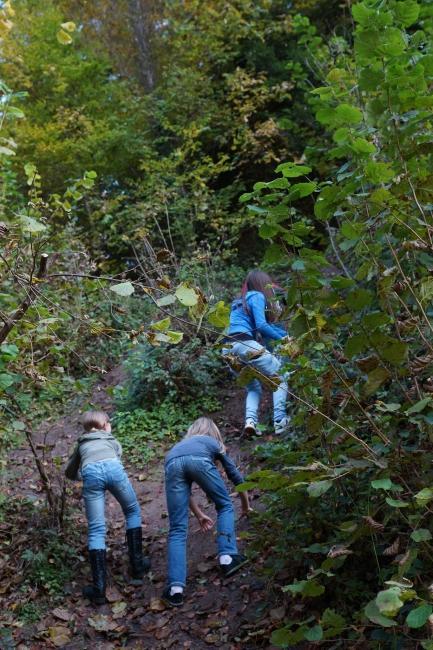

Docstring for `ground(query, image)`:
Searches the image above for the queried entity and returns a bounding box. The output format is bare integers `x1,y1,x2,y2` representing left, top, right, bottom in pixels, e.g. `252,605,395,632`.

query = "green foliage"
21,531,78,595
241,0,433,645
113,396,220,465
115,338,222,410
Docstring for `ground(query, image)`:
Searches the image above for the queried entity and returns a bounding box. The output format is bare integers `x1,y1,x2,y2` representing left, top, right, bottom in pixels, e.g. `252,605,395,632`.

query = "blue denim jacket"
228,290,286,341
165,435,244,486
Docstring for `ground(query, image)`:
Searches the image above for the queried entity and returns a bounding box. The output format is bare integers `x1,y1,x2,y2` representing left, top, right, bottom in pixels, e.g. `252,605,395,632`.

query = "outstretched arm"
189,497,214,531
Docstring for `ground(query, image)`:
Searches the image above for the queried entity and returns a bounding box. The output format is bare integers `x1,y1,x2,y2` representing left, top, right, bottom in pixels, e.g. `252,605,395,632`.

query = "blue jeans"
81,459,142,550
224,340,288,424
165,455,238,588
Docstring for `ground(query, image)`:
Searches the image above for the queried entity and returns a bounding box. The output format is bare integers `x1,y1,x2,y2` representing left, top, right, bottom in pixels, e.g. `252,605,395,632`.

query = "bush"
115,338,223,410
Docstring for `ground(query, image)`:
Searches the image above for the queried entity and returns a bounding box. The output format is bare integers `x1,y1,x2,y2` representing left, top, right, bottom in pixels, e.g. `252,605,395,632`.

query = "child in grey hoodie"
65,410,149,604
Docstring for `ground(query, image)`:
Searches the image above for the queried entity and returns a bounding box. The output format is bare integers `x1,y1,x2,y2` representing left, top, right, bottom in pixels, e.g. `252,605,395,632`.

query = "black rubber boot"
82,549,106,605
126,527,150,583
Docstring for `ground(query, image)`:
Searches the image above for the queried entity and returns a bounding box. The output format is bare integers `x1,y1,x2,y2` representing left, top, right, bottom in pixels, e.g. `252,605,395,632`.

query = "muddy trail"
1,370,285,650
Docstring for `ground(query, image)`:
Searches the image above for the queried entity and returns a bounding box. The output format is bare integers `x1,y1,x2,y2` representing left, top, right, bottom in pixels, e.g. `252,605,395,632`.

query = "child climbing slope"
224,269,291,437
162,417,250,607
65,410,149,604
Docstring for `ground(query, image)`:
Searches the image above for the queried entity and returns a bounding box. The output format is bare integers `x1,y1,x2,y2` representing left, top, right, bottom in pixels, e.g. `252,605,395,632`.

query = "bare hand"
199,514,214,532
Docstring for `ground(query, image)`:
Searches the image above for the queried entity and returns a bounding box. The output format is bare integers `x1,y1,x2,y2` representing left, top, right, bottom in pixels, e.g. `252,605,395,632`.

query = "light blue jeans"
224,339,288,424
165,455,238,588
81,459,142,550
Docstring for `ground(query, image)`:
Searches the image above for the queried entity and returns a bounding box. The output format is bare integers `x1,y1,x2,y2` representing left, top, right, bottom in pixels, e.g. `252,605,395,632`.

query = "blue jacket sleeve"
249,292,286,340
217,452,244,486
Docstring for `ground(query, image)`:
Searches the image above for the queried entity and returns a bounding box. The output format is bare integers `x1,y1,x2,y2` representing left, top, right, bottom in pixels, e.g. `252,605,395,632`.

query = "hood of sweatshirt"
78,430,117,444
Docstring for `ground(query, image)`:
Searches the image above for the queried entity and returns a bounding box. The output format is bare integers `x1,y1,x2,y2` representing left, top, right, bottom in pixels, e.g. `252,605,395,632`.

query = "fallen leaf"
49,626,71,647
112,601,127,615
105,586,123,602
52,608,73,622
149,597,166,612
88,614,118,632
137,474,146,481
270,606,286,621
197,562,213,573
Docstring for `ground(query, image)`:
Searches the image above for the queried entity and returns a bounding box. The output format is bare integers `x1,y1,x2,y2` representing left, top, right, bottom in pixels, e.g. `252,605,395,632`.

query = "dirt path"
2,371,280,650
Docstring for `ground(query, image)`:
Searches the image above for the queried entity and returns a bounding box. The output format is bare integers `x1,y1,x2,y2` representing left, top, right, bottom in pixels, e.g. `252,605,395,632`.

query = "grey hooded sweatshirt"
65,430,122,480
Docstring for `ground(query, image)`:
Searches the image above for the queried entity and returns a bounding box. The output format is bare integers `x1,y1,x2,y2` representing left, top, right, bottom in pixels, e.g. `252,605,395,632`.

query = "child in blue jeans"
65,410,149,604
224,269,291,437
162,417,250,607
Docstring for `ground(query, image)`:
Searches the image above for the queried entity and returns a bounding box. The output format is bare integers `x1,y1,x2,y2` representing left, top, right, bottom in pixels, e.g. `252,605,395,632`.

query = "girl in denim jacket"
224,269,290,436
65,410,149,604
162,417,250,607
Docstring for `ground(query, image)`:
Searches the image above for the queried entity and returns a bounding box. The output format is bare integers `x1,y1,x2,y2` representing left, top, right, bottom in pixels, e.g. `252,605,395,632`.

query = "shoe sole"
161,595,183,608
222,558,249,578
244,426,261,436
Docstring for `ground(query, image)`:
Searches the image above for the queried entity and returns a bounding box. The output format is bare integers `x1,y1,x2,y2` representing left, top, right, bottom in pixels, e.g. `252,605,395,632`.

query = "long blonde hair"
183,417,226,453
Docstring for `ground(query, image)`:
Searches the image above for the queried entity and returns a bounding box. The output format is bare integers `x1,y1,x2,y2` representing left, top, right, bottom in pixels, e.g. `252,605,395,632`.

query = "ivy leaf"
406,604,432,629
283,579,325,597
175,283,198,307
110,282,134,297
345,288,373,310
414,488,433,506
410,529,432,543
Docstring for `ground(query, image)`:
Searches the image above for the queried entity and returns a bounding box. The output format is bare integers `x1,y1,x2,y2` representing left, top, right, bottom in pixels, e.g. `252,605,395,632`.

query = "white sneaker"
274,417,291,435
244,418,260,436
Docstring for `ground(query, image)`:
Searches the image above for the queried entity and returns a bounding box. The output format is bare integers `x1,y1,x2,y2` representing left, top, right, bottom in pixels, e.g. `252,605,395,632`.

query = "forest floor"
0,368,289,650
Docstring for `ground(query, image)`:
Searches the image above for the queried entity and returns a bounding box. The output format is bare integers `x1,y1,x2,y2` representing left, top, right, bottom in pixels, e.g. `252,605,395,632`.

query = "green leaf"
385,498,409,508
207,301,230,328
334,103,363,125
364,599,397,627
166,330,183,344
0,373,15,390
20,215,47,233
275,162,312,177
61,21,76,32
304,625,323,641
363,367,390,397
321,608,345,633
307,480,333,498
289,182,317,199
378,27,406,57
394,1,420,26
175,283,198,307
345,288,373,311
371,478,393,490
156,294,176,307
351,137,376,154
376,587,404,616
365,161,395,184
381,341,407,366
150,317,171,332
56,29,73,45
411,529,432,543
361,311,389,330
406,397,432,415
283,580,325,597
415,488,433,506
110,282,134,297
406,604,432,629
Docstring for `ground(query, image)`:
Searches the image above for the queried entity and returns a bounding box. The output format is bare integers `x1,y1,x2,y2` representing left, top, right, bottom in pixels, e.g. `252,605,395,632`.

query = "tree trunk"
128,0,157,91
